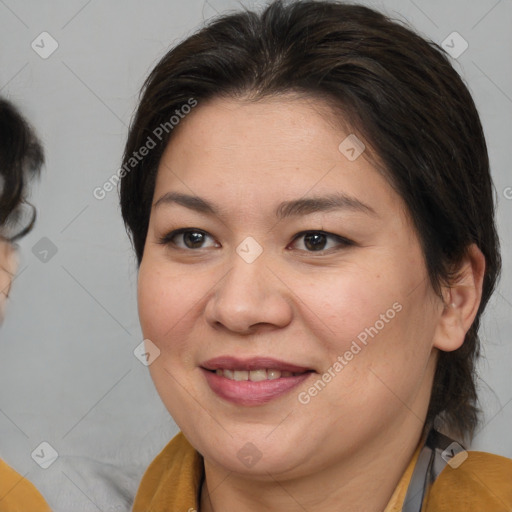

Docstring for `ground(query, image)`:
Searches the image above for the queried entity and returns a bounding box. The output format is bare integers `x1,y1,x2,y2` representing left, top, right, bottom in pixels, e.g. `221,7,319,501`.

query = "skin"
0,239,17,324
137,96,485,512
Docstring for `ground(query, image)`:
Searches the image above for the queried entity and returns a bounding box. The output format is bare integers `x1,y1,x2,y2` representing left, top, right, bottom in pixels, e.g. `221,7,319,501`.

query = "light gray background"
0,0,510,510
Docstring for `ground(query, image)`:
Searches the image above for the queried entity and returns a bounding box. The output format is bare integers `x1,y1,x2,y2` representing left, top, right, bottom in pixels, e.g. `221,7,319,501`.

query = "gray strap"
402,430,464,512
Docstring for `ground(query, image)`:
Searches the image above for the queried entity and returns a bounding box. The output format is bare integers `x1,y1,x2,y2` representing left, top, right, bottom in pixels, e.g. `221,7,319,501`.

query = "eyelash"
291,230,354,252
158,228,354,254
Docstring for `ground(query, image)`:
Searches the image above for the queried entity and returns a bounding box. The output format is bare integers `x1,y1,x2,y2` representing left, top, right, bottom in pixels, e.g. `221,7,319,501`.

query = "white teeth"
249,369,267,382
267,369,281,380
214,368,301,381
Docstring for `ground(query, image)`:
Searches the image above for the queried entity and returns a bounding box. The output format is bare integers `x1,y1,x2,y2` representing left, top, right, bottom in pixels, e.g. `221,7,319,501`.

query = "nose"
204,254,293,334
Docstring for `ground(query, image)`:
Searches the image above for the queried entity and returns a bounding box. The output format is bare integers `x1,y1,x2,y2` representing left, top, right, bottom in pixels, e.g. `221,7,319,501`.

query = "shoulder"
0,458,51,512
132,432,203,511
425,451,512,512
145,431,201,472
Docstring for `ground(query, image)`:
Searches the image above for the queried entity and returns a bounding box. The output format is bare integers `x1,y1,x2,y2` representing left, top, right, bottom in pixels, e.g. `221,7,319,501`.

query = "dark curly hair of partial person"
0,97,44,241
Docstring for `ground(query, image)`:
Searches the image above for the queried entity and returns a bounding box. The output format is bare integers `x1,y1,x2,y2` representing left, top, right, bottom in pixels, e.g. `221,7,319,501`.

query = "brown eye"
183,231,207,248
159,229,219,249
290,231,353,253
304,232,328,251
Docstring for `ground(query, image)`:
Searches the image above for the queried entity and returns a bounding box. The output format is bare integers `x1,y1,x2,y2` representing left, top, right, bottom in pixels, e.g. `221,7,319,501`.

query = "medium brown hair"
120,0,501,440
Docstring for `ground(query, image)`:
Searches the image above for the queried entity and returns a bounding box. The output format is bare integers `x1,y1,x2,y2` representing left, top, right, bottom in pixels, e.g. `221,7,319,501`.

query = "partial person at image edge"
0,97,51,511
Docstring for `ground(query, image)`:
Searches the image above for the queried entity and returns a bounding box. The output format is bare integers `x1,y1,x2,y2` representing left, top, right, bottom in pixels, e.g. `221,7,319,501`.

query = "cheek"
137,259,206,418
288,252,436,391
286,261,400,352
137,260,200,350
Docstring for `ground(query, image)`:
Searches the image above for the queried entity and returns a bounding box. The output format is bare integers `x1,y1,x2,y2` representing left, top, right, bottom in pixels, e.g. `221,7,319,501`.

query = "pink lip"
200,356,314,406
201,356,312,373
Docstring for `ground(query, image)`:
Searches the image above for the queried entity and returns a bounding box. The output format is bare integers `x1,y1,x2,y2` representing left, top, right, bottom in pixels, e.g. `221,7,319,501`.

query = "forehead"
153,96,403,221
161,95,346,165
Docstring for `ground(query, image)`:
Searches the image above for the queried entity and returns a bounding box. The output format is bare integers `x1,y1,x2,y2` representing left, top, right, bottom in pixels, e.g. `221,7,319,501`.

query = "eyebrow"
154,192,216,215
153,191,377,218
276,194,377,218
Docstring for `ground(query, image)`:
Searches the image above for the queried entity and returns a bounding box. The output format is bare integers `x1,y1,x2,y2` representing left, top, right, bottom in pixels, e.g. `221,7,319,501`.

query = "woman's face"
138,96,446,478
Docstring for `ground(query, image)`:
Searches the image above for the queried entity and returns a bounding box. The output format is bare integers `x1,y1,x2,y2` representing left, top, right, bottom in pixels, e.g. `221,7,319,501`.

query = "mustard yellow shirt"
0,458,51,511
133,432,512,511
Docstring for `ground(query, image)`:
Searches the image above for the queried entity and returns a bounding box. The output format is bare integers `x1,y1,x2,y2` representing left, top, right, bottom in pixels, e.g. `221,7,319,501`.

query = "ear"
0,239,19,323
432,244,486,352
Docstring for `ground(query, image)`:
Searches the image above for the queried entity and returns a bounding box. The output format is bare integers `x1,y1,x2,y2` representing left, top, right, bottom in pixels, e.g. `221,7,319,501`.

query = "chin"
196,430,307,476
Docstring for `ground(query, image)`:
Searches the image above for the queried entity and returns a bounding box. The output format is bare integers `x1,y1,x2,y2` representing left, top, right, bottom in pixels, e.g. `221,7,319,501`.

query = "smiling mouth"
202,366,315,406
209,368,313,381
200,356,316,405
